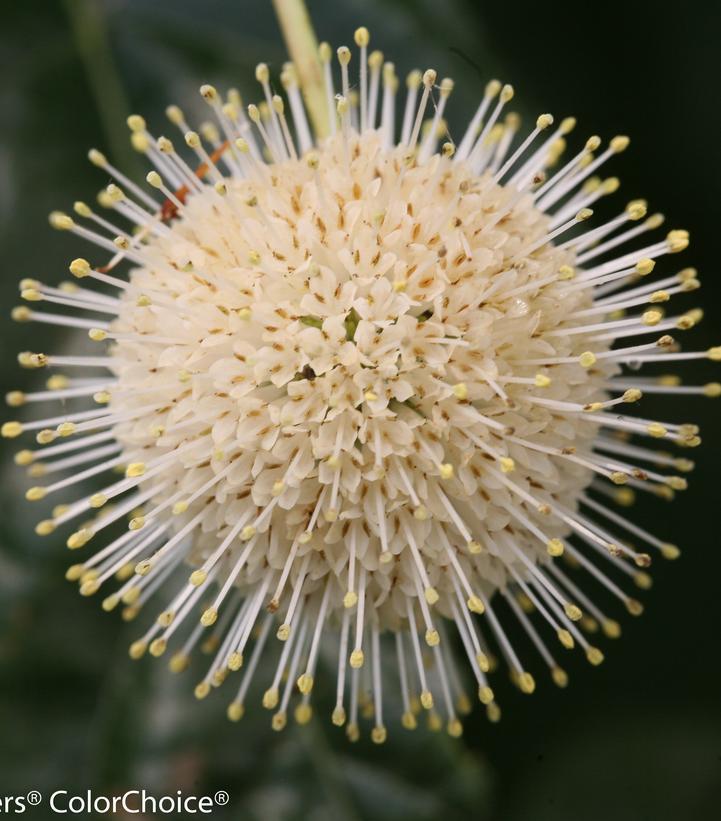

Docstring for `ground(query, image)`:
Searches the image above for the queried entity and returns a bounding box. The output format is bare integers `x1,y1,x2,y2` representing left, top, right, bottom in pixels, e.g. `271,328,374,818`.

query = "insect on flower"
4,21,719,742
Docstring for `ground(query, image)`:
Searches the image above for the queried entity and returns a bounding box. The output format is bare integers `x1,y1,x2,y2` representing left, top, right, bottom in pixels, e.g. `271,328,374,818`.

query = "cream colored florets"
6,27,713,740
111,130,601,633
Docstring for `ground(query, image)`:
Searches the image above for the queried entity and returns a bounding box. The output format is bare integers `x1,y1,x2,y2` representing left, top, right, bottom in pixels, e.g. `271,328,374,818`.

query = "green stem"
272,0,328,139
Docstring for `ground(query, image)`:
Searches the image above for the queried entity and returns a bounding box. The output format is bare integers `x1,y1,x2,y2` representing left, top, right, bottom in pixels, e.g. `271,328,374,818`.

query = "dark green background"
1,1,719,818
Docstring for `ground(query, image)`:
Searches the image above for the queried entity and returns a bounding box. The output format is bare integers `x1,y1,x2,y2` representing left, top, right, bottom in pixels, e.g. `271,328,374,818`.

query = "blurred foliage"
1,1,720,819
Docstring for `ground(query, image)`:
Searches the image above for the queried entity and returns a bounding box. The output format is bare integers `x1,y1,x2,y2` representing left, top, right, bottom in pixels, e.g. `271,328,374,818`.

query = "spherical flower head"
7,25,712,740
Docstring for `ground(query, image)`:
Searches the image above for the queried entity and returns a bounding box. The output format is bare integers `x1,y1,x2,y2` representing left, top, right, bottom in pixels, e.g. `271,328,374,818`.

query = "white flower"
4,25,717,742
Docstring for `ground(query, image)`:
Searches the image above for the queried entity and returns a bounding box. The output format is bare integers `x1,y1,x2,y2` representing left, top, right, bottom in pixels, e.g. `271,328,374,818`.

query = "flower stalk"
272,0,329,138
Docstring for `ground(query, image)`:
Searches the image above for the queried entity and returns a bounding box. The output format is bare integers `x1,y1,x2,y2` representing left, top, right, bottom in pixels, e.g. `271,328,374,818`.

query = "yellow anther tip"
227,702,244,722
500,83,514,102
67,528,93,550
499,457,515,474
35,520,56,536
125,462,146,478
189,569,207,586
14,449,34,466
518,672,536,694
641,310,663,326
194,682,211,700
422,69,437,87
149,638,167,658
168,653,189,674
603,619,622,639
199,84,218,102
626,598,644,616
477,685,494,705
271,711,287,732
262,687,280,710
452,382,468,400
660,543,681,560
296,673,314,695
667,229,690,252
414,505,429,521
342,590,358,609
99,592,119,611
564,603,583,622
586,647,605,666
49,211,74,230
626,199,647,220
354,27,370,47
401,711,417,730
467,595,485,614
128,640,147,660
157,610,174,628
79,578,100,597
200,607,218,627
1,421,23,438
447,719,463,738
425,629,440,647
557,629,575,649
25,486,47,501
294,704,312,725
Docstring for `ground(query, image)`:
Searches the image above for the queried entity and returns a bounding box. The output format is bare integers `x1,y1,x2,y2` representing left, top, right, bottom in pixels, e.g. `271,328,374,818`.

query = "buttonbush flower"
4,21,717,741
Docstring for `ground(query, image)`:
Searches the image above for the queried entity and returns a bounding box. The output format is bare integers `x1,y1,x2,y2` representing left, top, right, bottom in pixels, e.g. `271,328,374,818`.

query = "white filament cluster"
5,28,716,741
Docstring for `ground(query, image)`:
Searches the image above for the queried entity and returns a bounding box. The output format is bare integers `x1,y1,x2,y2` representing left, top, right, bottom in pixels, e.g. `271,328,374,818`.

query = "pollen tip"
200,607,218,627
564,603,583,622
1,421,23,438
586,647,605,666
128,640,147,660
518,672,536,694
354,26,370,47
424,629,440,647
467,595,485,614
